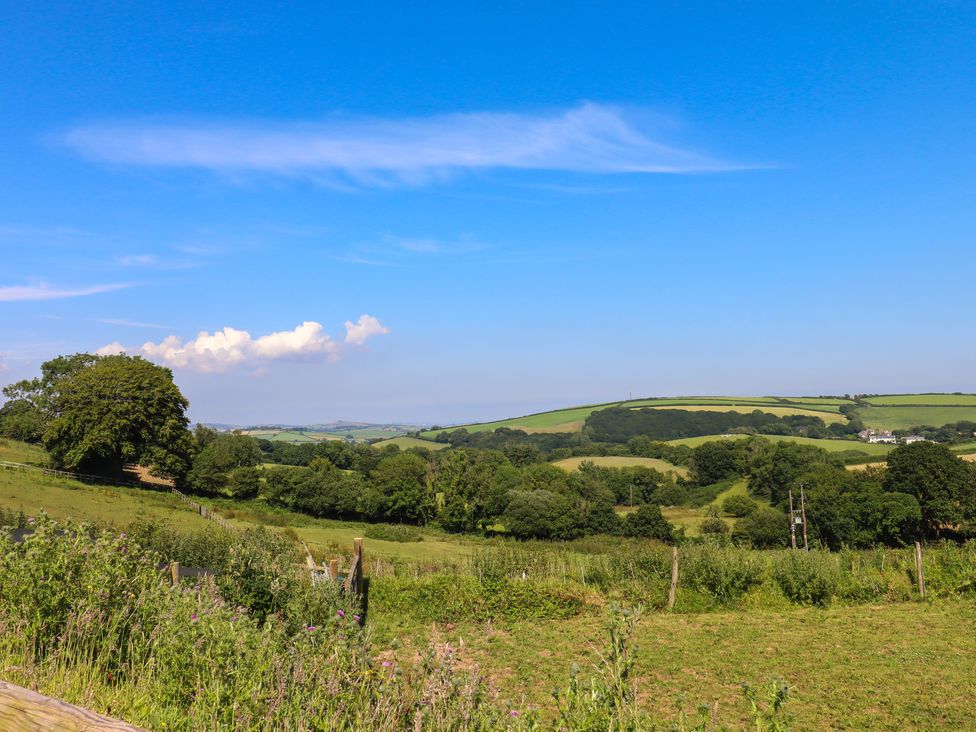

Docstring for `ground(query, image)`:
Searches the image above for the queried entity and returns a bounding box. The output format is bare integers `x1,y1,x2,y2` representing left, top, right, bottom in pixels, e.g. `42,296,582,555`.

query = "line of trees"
3,354,975,549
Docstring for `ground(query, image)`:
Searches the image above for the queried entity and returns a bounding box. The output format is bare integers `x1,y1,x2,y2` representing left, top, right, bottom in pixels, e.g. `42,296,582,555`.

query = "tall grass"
0,518,797,730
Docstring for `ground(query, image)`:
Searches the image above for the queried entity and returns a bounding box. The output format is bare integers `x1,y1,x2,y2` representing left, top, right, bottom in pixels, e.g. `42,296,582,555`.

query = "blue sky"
2,2,974,425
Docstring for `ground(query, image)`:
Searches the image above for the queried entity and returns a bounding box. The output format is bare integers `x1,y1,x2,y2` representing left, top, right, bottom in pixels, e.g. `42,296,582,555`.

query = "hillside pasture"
552,456,689,477
379,601,976,731
0,439,49,465
858,405,976,430
421,404,610,437
372,436,449,450
666,434,894,455
0,467,212,530
864,393,976,405
638,404,846,423
421,396,854,437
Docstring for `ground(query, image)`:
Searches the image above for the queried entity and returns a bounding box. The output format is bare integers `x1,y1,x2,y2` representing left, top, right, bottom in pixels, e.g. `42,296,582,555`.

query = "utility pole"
789,489,797,550
800,485,809,551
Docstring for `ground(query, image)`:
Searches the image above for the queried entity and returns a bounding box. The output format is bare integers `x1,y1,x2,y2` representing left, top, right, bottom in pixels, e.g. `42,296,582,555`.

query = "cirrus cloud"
62,103,751,187
0,281,133,302
100,317,388,373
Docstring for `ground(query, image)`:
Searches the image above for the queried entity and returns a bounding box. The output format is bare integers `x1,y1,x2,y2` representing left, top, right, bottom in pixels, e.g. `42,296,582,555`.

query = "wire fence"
0,460,235,532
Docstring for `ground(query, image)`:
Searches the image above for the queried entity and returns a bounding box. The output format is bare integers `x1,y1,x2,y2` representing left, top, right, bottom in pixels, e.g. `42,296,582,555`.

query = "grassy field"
0,468,212,530
859,405,976,430
422,396,856,438
374,601,976,730
661,479,756,536
864,393,976,405
422,405,611,437
552,455,689,477
0,439,49,465
639,404,846,423
372,436,448,450
420,394,976,440
667,434,895,455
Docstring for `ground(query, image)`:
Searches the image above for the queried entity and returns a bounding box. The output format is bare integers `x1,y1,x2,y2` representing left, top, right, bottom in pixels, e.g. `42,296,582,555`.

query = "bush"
723,494,758,517
368,574,586,621
623,504,673,542
681,542,763,603
364,524,424,543
700,516,730,534
732,508,789,548
771,551,840,606
502,490,583,540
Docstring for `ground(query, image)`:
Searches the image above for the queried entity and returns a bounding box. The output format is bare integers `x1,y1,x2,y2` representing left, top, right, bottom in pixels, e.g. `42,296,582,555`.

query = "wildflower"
119,532,127,539
381,661,392,668
190,613,199,622
306,625,317,632
353,614,360,622
337,610,345,618
509,710,520,717
27,517,35,525
230,615,238,622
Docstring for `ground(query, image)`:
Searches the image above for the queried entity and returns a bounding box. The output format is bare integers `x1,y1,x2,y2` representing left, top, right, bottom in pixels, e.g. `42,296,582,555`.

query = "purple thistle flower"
509,710,519,717
27,517,35,524
306,625,317,632
119,532,127,538
353,614,360,622
381,661,392,667
230,615,238,622
337,610,345,618
190,613,199,622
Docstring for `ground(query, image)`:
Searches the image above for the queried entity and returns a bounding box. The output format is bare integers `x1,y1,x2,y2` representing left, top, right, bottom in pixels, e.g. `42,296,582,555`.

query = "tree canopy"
20,354,194,481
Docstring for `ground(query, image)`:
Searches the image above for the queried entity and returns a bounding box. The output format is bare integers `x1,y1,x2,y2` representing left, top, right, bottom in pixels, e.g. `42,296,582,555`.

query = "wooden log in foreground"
0,680,146,731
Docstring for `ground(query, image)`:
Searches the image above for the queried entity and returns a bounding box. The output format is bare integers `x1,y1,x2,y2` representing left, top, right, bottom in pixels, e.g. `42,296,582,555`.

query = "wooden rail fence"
0,460,236,532
0,680,146,731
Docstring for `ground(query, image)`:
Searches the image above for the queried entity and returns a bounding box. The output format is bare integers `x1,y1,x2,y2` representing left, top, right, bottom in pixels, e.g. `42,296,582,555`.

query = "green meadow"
859,405,976,430
864,393,976,405
552,455,689,477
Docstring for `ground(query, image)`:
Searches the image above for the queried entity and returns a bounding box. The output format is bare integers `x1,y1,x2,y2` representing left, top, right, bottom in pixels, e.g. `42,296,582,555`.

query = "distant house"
859,429,897,444
902,435,927,444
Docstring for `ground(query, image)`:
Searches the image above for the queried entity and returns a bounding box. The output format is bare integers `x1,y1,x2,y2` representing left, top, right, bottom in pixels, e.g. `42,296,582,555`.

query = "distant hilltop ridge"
199,421,428,432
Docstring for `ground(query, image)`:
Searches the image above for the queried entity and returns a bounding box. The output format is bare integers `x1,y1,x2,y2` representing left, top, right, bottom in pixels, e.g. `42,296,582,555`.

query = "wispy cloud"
116,254,158,266
62,103,749,187
97,318,172,330
101,317,389,373
0,282,133,302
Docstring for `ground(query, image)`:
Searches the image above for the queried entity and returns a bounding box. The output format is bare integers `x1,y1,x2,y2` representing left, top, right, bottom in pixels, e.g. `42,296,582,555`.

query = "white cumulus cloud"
344,315,390,346
102,317,388,373
95,341,127,356
62,103,751,187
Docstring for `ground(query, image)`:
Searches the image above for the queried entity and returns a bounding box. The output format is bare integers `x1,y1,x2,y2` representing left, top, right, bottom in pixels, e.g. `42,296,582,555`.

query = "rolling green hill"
419,393,976,448
420,395,855,438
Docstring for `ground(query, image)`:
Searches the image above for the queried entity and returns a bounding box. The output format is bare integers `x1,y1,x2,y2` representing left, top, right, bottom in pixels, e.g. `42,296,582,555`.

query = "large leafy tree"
0,353,100,443
883,442,976,538
39,354,194,481
187,433,263,495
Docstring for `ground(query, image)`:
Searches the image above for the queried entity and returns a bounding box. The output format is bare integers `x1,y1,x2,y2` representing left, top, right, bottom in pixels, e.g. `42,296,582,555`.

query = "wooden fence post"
329,559,340,583
170,561,180,587
914,541,925,599
668,546,679,610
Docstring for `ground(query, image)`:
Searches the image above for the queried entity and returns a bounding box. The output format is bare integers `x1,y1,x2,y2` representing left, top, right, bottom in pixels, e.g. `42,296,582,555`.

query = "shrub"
681,542,763,603
502,490,583,540
771,551,840,606
368,575,586,621
700,516,730,534
723,494,759,517
623,504,673,542
364,523,424,543
732,508,789,548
